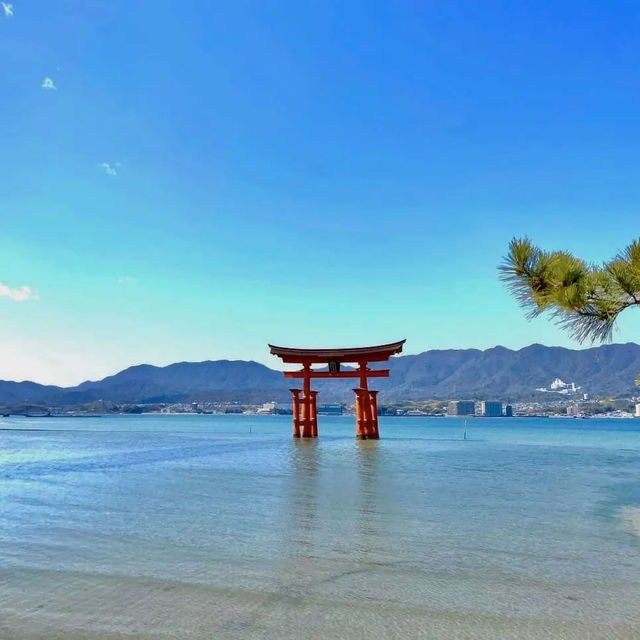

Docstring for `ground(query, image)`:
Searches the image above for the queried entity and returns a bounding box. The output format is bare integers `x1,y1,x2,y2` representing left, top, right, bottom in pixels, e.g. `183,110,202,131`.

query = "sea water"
1,414,640,639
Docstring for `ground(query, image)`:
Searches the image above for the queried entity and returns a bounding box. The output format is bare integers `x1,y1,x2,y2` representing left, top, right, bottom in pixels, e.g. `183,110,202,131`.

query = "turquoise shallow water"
1,414,640,639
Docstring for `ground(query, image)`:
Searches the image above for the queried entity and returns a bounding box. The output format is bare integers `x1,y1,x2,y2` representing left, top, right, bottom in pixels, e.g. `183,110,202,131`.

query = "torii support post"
310,390,318,437
354,388,367,439
300,363,315,438
269,340,405,439
368,390,379,439
290,389,301,437
354,389,379,439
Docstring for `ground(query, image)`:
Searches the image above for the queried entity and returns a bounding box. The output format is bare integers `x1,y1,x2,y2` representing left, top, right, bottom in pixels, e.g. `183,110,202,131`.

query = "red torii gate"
268,340,405,439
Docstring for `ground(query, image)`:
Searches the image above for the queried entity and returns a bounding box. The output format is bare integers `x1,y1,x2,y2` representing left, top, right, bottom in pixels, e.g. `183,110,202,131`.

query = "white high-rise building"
256,401,276,414
635,403,640,418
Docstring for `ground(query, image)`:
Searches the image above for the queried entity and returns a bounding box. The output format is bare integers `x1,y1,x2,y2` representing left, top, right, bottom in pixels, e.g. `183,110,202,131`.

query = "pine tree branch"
499,237,640,344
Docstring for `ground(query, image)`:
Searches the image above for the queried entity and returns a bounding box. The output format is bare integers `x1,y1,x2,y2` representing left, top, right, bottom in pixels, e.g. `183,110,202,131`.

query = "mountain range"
2,343,640,408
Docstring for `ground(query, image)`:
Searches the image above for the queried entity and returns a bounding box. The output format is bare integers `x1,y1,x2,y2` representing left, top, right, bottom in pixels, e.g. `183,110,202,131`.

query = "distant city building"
256,401,276,414
504,404,513,417
566,404,579,417
636,403,640,418
447,400,475,416
536,378,581,394
480,401,503,417
317,404,344,415
551,378,569,391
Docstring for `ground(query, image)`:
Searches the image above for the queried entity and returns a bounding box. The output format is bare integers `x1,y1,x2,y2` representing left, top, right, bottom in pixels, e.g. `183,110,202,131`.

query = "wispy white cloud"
2,2,14,18
117,276,135,284
0,283,38,302
41,77,57,90
100,161,122,176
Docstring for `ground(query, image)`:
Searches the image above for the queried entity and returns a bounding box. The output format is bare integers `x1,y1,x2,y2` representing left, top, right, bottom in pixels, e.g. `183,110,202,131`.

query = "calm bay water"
2,414,640,639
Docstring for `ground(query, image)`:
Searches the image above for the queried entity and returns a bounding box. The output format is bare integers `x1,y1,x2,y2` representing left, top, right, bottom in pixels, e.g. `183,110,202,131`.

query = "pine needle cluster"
499,238,640,386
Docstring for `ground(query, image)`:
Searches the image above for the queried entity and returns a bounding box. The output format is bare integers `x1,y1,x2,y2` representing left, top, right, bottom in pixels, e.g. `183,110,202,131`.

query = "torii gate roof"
268,340,405,364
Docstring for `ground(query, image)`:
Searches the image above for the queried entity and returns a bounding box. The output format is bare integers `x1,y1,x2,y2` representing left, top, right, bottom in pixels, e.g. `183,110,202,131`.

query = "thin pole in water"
463,419,467,441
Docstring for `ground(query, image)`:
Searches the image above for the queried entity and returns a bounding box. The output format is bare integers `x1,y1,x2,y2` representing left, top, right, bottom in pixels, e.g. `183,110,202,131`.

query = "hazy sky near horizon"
1,1,639,386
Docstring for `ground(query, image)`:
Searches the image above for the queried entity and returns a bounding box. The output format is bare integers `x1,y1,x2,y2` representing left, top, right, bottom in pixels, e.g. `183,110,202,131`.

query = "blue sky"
1,1,639,385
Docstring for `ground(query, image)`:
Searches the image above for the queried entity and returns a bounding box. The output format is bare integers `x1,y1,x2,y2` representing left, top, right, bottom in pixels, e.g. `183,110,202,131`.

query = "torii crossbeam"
268,340,405,439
